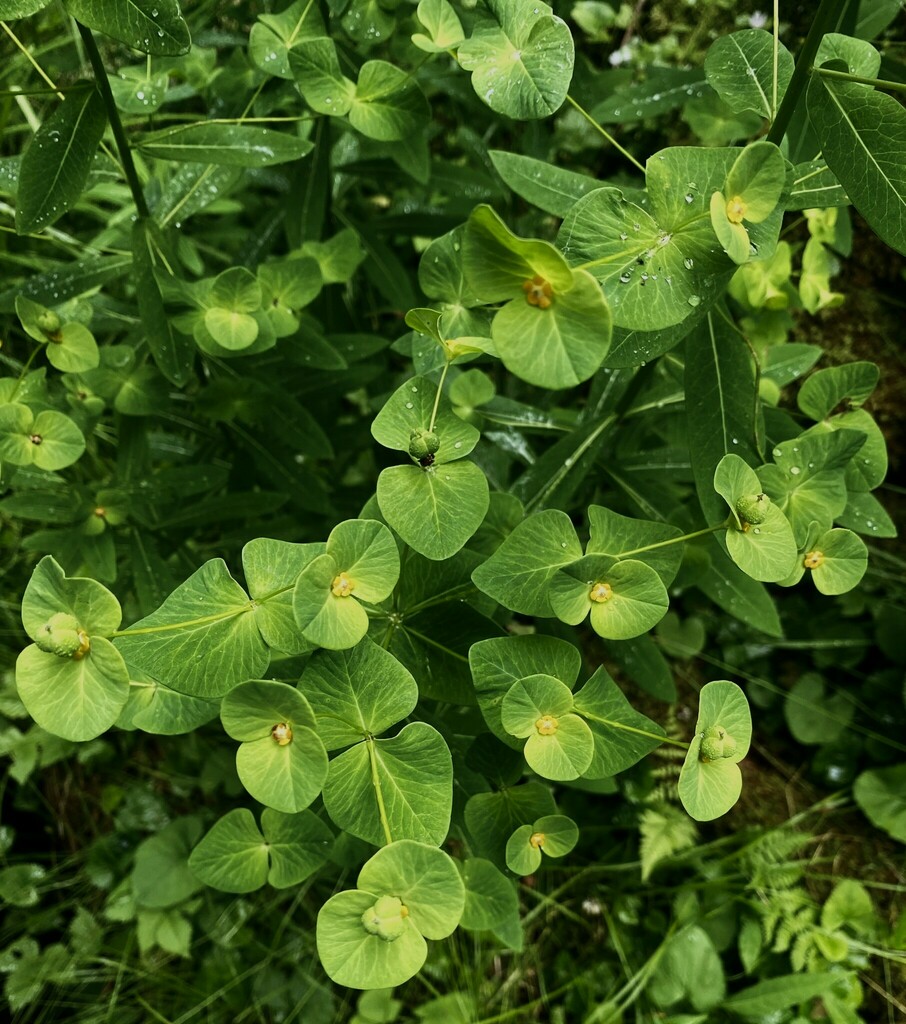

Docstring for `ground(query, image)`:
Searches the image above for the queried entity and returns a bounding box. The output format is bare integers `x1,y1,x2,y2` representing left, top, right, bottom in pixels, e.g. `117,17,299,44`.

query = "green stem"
817,66,906,95
580,711,689,750
76,22,150,219
772,0,779,119
566,94,645,174
618,522,725,558
766,0,841,145
427,360,450,433
10,345,40,400
365,736,393,845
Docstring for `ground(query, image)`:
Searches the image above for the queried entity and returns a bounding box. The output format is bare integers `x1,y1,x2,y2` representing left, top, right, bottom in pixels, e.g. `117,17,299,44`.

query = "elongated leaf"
16,86,107,234
138,124,313,167
686,311,758,526
696,543,782,637
132,218,194,385
1,0,54,17
62,0,190,56
594,68,710,124
807,73,906,256
489,151,598,217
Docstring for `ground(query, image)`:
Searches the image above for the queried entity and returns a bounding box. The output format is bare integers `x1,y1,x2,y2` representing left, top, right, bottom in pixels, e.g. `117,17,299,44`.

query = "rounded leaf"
500,674,575,738
505,825,542,875
326,519,400,603
357,841,465,939
802,527,868,595
235,724,328,814
188,808,268,893
293,552,370,650
317,889,427,989
22,555,122,640
16,638,129,742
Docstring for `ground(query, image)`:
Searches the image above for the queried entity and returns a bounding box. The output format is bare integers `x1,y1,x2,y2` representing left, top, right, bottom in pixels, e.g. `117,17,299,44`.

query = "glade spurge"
2,0,899,1000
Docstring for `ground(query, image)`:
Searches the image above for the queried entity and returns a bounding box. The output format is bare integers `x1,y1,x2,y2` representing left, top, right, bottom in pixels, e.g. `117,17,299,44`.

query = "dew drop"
405,402,413,409
683,257,694,270
789,466,801,475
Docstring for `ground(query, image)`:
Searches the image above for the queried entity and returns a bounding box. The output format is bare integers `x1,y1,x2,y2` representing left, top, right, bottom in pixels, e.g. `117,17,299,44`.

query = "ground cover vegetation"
0,0,904,1020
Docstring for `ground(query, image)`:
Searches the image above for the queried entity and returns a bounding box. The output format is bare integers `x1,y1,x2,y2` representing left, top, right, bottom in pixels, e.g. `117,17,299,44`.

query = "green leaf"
458,858,519,932
249,0,325,79
816,32,881,79
371,376,479,464
21,554,121,639
704,29,793,119
807,73,906,257
0,1,54,17
787,159,849,210
113,558,269,699
822,879,876,936
221,680,327,813
131,219,194,385
784,672,853,745
62,0,190,55
469,634,582,746
317,889,427,990
16,296,100,373
16,637,129,741
357,841,464,939
723,973,850,1019
242,538,324,656
505,825,541,875
715,454,798,582
376,461,489,562
289,38,356,116
138,124,313,167
854,765,906,843
471,509,582,616
188,809,268,893
117,674,219,735
678,680,752,822
458,0,574,120
300,638,418,750
697,543,782,637
639,804,698,881
323,722,452,847
464,782,556,867
16,86,107,235
797,361,879,421
110,65,169,114
132,818,203,909
550,556,670,639
501,674,593,781
262,809,333,889
586,505,684,585
488,150,598,218
490,268,612,389
0,404,85,471
573,666,666,777
349,61,429,143
802,527,868,595
648,925,725,1012
464,204,573,303
412,0,465,52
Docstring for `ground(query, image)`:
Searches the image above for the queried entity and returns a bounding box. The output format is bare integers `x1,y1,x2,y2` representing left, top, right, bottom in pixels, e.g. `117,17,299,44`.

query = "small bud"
34,612,87,659
589,581,613,603
726,196,747,224
271,722,293,746
29,434,43,446
408,428,440,462
535,715,558,736
331,573,355,598
803,550,824,570
735,492,770,526
361,895,408,942
700,724,737,761
529,831,545,849
36,310,62,336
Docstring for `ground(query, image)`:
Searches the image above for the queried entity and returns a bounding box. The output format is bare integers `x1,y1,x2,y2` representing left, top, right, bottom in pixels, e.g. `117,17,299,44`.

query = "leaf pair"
708,142,786,264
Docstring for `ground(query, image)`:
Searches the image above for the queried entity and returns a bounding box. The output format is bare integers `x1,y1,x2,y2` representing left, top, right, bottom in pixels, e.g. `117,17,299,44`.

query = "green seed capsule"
700,724,737,761
735,492,770,526
34,612,86,658
408,428,440,462
36,310,62,336
361,894,408,942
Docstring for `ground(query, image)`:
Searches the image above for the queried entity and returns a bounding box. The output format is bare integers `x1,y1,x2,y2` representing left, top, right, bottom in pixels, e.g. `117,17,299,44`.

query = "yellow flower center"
331,573,355,597
535,715,559,736
726,195,747,224
72,630,91,661
271,722,293,745
803,550,825,570
589,581,613,603
522,274,554,309
529,831,546,849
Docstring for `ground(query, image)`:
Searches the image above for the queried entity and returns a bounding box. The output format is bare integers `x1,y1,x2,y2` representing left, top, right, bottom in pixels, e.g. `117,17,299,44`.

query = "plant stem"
566,94,645,174
365,736,393,845
772,0,779,119
428,360,450,433
618,522,725,558
766,0,841,145
76,22,150,219
817,67,906,95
